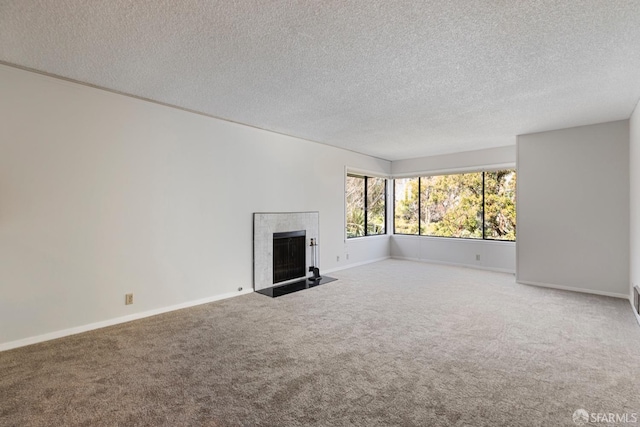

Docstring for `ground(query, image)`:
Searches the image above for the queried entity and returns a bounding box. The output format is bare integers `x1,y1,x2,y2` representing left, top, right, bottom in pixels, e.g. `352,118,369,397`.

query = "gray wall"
517,121,629,297
630,101,640,314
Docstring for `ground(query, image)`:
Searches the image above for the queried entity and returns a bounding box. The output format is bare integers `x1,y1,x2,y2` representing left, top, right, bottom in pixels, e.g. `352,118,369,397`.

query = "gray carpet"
1,259,639,426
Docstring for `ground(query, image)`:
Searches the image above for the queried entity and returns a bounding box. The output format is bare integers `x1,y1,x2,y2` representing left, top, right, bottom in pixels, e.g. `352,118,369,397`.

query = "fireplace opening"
273,230,306,284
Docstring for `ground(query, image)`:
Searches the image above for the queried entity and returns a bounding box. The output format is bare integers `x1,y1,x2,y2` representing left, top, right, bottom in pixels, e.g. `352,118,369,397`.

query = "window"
346,175,365,237
393,177,419,235
394,170,516,241
420,172,484,239
483,170,516,240
346,174,387,238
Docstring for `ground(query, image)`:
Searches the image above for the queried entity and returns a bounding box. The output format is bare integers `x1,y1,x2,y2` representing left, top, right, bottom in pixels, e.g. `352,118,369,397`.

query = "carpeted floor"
1,259,639,426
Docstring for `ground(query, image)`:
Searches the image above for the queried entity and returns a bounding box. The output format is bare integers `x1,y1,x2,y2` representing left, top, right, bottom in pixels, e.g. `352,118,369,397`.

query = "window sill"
391,234,515,245
346,234,390,241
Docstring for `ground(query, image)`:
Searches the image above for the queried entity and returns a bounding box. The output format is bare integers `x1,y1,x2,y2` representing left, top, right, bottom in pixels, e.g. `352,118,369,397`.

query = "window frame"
346,172,388,239
393,169,516,242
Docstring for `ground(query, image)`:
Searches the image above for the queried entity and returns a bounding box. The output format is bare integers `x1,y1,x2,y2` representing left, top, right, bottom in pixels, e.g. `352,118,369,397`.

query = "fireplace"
272,230,306,284
253,212,336,297
253,212,318,291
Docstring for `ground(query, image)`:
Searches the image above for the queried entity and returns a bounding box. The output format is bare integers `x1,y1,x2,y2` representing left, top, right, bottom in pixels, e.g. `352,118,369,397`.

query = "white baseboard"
516,279,628,299
0,288,254,352
322,256,391,275
391,256,516,275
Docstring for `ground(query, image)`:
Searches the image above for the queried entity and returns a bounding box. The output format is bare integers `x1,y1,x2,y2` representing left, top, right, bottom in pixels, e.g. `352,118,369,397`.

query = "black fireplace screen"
273,230,306,284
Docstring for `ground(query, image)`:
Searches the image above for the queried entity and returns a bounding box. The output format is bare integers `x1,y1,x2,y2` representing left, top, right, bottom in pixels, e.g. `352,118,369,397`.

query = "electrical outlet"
346,253,349,260
475,254,481,261
125,293,133,305
336,255,340,262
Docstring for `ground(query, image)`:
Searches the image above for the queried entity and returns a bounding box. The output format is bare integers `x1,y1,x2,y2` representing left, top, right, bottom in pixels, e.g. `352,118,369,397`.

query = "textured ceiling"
2,1,640,161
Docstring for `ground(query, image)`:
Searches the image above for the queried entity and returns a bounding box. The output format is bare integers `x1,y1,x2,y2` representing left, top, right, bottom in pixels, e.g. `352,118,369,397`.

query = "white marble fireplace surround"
253,212,319,291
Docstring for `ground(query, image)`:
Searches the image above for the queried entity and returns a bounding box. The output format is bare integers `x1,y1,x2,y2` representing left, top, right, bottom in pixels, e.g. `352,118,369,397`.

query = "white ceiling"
2,1,640,161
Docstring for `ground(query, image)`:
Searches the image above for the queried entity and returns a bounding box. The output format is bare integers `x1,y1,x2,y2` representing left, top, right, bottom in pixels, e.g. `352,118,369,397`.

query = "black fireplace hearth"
256,275,338,297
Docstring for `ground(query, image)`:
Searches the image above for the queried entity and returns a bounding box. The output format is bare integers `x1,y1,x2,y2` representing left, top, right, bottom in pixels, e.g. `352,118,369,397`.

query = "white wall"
389,146,517,273
390,235,515,273
517,121,629,298
630,101,640,315
0,65,390,349
391,145,516,177
340,236,390,270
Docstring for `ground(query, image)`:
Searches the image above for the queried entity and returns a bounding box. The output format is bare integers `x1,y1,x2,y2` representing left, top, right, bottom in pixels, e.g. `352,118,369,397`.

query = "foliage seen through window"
394,170,515,241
